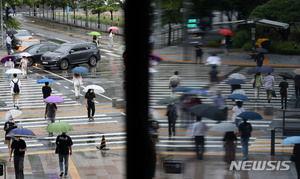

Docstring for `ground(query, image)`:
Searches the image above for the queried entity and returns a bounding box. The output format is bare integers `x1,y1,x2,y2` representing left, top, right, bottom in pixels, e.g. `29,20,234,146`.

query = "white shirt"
232,106,245,117
263,75,275,90
206,56,221,66
72,76,82,86
10,78,21,94
5,61,14,70
6,36,12,45
191,121,207,136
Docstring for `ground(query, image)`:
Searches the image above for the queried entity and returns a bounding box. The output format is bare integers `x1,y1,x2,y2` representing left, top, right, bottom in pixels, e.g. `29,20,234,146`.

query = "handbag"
272,90,277,98
55,145,59,154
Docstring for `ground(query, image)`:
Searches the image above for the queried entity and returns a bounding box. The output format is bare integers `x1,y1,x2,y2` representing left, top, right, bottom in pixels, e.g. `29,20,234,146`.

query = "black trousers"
168,119,176,136
281,94,287,108
87,102,95,118
296,86,300,99
14,155,24,179
195,136,205,159
296,161,300,179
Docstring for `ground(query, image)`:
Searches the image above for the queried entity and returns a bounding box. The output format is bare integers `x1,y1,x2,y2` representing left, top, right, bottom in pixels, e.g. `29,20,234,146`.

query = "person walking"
56,132,73,178
292,144,300,179
4,116,17,151
294,75,300,99
254,52,264,67
213,90,227,121
72,74,82,99
191,117,207,160
45,103,57,137
224,35,231,55
42,82,52,100
238,119,252,160
223,131,237,168
5,57,14,80
251,72,263,101
10,74,21,109
108,29,114,49
195,43,203,64
19,56,28,79
85,89,96,122
168,71,181,97
279,77,289,109
166,103,178,137
10,136,27,179
263,73,275,103
6,34,12,55
209,65,219,95
232,101,245,127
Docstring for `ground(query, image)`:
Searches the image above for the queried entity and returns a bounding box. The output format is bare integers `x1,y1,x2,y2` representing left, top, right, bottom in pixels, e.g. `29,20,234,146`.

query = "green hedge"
242,42,252,51
205,39,222,47
231,30,251,48
269,41,300,55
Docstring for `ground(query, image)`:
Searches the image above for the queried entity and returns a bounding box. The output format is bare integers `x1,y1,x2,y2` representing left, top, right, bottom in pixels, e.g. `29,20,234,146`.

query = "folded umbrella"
172,87,194,92
210,122,238,132
44,96,64,103
226,79,245,85
37,78,54,83
156,97,180,105
83,85,105,93
229,73,246,80
7,128,36,138
1,55,15,63
5,68,23,74
72,67,89,74
189,104,227,121
228,94,249,101
281,136,300,144
237,111,263,120
46,122,74,133
279,72,294,80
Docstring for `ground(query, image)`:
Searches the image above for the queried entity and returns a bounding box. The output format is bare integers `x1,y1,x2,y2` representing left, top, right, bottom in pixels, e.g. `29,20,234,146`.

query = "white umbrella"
210,122,238,132
19,52,31,57
5,68,23,74
83,85,105,93
3,110,22,120
205,56,221,66
232,89,246,95
229,73,246,80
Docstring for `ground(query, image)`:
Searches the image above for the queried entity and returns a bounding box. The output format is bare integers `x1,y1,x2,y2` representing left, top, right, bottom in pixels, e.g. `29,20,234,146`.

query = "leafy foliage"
231,30,250,48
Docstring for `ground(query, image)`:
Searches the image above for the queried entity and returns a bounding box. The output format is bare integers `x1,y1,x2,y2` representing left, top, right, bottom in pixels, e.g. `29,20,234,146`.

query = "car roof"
62,42,96,45
21,39,40,42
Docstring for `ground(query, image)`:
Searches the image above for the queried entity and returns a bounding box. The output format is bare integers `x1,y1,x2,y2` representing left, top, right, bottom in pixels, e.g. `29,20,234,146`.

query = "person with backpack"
168,71,181,97
45,103,57,137
238,118,252,160
279,77,289,109
10,74,21,109
166,103,178,137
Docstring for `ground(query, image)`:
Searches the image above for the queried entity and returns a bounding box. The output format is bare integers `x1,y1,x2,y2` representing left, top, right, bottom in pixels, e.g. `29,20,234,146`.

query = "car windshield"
53,45,72,53
21,41,40,47
15,31,31,36
24,45,39,52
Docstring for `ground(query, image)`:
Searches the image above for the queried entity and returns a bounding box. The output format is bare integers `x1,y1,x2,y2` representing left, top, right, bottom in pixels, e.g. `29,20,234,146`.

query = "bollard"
112,98,117,107
116,99,125,109
271,129,275,155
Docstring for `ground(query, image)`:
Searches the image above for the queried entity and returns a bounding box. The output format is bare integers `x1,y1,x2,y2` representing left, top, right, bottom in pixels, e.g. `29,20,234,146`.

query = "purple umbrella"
150,54,162,62
1,55,15,63
44,96,64,103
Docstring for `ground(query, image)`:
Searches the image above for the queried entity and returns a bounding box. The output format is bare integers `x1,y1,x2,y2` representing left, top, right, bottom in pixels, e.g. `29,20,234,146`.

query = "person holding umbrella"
9,136,27,179
279,77,289,109
56,132,73,178
19,56,28,79
294,75,300,99
195,43,203,64
251,72,263,101
45,102,57,137
42,82,52,101
238,118,252,160
108,29,114,49
4,116,17,151
5,57,15,80
85,89,96,122
6,34,13,55
166,103,178,137
72,74,83,99
232,101,245,126
191,117,207,160
223,131,237,168
224,35,231,55
263,72,275,103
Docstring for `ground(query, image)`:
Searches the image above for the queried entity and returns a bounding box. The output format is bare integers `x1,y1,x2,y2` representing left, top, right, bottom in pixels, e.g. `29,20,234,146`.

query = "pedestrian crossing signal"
97,135,109,150
187,19,198,28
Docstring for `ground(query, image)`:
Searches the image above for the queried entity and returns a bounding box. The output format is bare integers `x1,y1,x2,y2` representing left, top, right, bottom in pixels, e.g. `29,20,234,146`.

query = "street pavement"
0,14,300,178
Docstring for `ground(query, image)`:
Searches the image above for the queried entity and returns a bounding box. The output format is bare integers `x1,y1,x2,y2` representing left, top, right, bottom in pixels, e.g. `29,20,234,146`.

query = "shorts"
12,93,20,100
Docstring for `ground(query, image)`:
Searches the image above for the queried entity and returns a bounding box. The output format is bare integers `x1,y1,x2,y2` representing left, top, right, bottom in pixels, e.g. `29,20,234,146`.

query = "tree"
251,0,300,41
89,0,106,29
69,0,78,24
101,0,123,21
161,0,183,46
48,0,69,22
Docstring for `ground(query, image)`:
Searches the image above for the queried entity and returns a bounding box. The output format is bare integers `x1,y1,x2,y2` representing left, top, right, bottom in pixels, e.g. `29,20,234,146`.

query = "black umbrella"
6,29,17,34
279,72,294,80
255,48,268,54
247,66,274,74
226,79,245,85
189,104,226,121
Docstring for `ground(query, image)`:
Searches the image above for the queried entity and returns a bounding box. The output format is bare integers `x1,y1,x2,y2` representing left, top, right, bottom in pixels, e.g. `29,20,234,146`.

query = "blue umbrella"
237,112,263,120
185,90,207,96
247,66,274,74
228,94,249,101
6,128,36,138
72,67,89,74
37,78,55,83
226,79,245,85
281,136,300,144
172,87,194,92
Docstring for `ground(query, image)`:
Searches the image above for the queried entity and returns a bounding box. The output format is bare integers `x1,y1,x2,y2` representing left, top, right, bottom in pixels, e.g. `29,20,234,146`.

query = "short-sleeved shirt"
85,92,96,104
263,75,275,90
232,106,245,117
239,122,252,138
46,103,57,118
20,58,28,68
10,78,21,94
279,81,289,95
56,134,73,155
42,86,52,99
213,95,225,109
11,139,27,156
209,69,219,82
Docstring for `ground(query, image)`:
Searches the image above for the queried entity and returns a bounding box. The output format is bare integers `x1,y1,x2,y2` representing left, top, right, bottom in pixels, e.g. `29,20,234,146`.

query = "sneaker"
59,172,64,177
64,174,68,178
16,106,19,110
91,116,94,121
13,104,15,107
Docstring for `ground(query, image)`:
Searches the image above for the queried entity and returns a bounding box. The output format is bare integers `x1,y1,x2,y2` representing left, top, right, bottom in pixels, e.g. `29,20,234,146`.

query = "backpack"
12,80,20,94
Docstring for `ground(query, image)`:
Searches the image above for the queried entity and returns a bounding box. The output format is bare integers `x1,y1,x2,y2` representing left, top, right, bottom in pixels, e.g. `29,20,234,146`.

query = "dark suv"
41,42,101,70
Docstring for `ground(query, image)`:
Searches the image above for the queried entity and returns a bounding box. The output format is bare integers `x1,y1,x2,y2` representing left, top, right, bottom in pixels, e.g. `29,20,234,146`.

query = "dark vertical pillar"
125,0,154,179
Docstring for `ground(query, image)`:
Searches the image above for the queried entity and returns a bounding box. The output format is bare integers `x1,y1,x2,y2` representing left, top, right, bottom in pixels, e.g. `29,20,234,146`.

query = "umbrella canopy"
237,112,263,120
46,122,74,133
228,94,249,101
7,128,36,138
3,110,22,120
37,78,55,83
88,31,101,36
279,72,294,80
0,101,7,107
1,55,15,63
255,48,268,53
229,73,246,80
293,69,300,75
172,87,194,92
19,52,31,57
281,136,300,144
210,122,238,132
7,29,17,34
189,104,227,121
108,26,119,31
247,66,274,74
44,96,64,103
150,54,162,62
226,79,245,85
156,97,179,105
218,29,233,36
185,90,207,96
83,85,105,93
72,67,89,74
5,68,23,74
232,89,246,95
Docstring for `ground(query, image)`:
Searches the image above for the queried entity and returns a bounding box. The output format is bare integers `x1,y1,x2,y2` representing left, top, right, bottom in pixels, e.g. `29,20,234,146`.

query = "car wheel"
60,59,69,70
88,56,97,67
27,58,34,66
